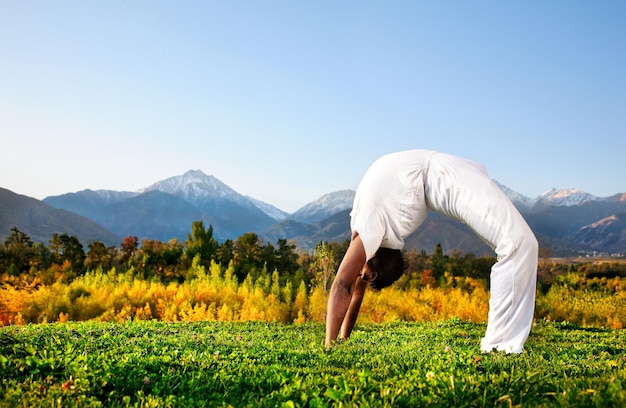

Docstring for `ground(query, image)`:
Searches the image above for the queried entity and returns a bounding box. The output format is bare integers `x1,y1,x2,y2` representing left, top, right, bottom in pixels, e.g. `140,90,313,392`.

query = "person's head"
364,247,404,290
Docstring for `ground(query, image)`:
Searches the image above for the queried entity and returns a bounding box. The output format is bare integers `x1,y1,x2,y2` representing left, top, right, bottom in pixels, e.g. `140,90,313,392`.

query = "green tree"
161,239,184,281
85,241,114,271
3,227,34,275
274,238,300,274
139,239,161,279
447,250,471,277
233,233,263,281
185,221,218,268
30,242,51,272
469,256,495,281
48,233,63,265
58,234,86,274
139,238,184,281
431,243,447,283
260,241,277,273
217,239,234,267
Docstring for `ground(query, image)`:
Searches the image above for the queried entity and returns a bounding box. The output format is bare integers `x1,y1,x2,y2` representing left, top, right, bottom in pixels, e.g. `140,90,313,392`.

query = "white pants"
424,152,538,353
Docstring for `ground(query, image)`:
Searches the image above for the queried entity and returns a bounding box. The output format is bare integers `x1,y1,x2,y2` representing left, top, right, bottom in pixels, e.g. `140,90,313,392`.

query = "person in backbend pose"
325,150,538,353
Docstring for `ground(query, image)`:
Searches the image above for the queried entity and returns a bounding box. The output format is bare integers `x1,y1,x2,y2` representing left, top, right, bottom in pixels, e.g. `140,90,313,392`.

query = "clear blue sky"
1,1,625,213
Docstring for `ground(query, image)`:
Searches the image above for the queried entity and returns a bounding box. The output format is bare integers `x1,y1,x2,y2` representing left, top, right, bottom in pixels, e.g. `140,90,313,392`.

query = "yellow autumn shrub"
356,275,490,324
0,284,25,325
3,263,626,329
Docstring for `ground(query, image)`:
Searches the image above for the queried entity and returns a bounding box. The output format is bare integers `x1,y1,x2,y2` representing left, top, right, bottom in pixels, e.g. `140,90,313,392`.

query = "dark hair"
367,247,404,291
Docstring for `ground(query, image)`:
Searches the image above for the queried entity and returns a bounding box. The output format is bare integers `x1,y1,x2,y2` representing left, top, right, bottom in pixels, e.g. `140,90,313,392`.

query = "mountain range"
2,170,625,257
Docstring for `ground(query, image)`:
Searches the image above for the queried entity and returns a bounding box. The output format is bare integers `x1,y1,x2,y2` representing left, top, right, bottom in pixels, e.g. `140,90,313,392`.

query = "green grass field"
1,320,625,407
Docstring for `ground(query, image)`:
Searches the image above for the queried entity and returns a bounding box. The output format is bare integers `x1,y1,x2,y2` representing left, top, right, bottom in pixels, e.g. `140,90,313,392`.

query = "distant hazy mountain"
289,190,355,223
493,181,536,211
1,170,624,256
404,212,494,256
43,170,276,242
277,182,626,255
567,213,626,253
265,208,353,251
264,182,626,255
44,189,137,220
246,196,289,221
263,219,327,249
524,200,625,239
138,170,277,238
565,213,626,254
95,190,216,242
0,188,120,246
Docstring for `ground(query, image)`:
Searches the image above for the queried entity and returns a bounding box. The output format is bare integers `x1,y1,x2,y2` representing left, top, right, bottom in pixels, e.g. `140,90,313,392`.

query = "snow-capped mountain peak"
139,170,245,206
537,188,598,207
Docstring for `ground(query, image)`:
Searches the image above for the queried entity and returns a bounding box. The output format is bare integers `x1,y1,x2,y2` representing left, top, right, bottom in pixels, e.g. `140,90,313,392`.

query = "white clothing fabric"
350,150,538,353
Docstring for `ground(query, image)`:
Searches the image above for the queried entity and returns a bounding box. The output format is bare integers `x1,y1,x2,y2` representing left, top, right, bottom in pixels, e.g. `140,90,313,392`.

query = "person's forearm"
325,282,351,346
340,278,367,339
324,234,366,347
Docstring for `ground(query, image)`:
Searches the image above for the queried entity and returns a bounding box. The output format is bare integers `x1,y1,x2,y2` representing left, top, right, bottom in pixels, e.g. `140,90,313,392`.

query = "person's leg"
480,220,538,353
425,153,538,353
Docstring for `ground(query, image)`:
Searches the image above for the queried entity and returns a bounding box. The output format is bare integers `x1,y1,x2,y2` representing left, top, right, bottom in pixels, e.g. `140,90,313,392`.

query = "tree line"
3,221,625,290
1,222,323,285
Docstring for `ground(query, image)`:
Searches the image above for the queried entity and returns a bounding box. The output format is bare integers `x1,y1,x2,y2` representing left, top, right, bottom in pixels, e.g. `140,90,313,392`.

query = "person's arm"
340,276,367,340
325,234,367,347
